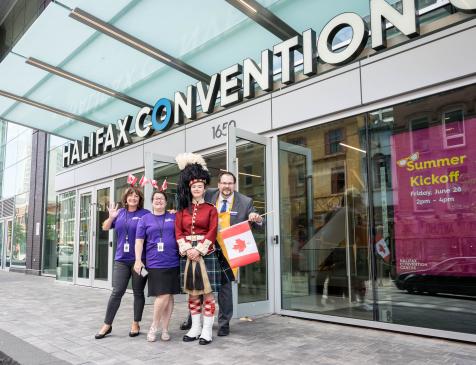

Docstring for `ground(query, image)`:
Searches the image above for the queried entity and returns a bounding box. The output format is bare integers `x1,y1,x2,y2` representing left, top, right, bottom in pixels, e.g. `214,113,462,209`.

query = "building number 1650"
212,120,236,139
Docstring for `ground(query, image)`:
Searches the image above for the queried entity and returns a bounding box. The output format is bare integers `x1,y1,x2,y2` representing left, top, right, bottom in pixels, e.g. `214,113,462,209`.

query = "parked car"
395,257,476,296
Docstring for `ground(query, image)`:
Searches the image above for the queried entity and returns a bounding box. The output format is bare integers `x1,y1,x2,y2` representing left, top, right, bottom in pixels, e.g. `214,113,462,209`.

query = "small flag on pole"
221,221,260,268
161,178,168,191
375,236,390,262
127,174,138,186
139,176,149,187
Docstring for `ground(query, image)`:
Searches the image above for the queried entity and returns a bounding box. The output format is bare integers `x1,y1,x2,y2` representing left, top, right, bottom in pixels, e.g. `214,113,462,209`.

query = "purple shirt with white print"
136,212,179,269
111,208,150,262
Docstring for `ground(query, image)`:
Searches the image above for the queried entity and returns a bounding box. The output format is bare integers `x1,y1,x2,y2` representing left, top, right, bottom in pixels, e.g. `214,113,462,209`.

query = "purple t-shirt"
136,212,179,269
112,208,150,262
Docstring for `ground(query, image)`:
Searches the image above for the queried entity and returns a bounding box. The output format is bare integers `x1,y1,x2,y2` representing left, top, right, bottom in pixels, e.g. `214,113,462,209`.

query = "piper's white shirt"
218,192,234,212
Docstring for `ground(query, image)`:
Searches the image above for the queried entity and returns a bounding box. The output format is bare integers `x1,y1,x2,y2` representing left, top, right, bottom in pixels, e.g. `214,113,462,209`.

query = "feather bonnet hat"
175,153,210,210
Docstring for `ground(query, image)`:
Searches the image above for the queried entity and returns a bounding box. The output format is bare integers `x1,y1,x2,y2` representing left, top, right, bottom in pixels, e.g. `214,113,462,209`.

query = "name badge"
230,211,238,216
157,242,164,252
124,243,130,253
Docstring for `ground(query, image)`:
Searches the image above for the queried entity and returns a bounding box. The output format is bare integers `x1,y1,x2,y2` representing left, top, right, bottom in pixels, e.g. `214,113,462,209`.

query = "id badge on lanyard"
124,237,130,253
157,241,164,252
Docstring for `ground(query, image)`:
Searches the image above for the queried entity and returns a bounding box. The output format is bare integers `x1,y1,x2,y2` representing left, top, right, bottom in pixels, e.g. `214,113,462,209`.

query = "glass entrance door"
227,126,273,317
75,183,112,288
144,153,180,211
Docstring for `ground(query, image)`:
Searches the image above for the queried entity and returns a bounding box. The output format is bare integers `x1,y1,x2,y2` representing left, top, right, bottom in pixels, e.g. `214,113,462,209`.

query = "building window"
331,165,346,194
443,108,465,148
325,129,344,155
410,116,430,154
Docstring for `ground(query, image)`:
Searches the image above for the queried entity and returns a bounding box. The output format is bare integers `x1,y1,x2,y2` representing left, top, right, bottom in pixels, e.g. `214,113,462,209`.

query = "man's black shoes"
217,327,229,336
180,317,192,330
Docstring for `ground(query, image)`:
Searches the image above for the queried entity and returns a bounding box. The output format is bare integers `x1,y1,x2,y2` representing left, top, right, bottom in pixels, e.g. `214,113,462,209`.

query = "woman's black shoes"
95,326,112,339
129,327,140,337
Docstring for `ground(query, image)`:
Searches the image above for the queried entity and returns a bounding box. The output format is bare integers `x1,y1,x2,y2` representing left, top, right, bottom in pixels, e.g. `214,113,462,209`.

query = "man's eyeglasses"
219,182,235,185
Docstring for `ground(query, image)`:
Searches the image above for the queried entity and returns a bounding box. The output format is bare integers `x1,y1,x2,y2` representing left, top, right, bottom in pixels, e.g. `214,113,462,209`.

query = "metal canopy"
225,0,299,40
0,0,373,140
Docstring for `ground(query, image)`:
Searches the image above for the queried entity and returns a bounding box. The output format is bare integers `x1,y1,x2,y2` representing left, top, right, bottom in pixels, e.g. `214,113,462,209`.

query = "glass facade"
43,137,68,275
279,84,476,335
0,122,32,268
369,84,476,334
279,115,371,319
56,191,75,281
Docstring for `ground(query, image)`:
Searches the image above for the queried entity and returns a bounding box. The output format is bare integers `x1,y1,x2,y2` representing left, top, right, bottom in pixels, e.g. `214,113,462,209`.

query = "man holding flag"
180,171,263,337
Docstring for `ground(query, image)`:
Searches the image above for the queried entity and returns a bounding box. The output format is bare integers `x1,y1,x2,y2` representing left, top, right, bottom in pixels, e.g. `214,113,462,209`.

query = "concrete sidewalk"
0,271,475,365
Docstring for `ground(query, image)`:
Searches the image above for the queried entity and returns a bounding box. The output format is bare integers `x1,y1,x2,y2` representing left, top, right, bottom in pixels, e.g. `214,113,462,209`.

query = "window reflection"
370,84,476,334
11,193,28,266
279,116,371,319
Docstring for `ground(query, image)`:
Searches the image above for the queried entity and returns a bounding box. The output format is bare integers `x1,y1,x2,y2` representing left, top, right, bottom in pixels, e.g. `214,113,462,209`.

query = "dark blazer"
205,188,260,282
205,188,256,225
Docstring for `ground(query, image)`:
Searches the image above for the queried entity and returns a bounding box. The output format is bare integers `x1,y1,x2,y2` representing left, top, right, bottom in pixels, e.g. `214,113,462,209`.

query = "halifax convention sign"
63,0,476,168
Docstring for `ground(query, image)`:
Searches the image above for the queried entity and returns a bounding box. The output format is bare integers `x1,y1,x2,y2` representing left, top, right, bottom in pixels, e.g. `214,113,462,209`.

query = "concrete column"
25,130,48,275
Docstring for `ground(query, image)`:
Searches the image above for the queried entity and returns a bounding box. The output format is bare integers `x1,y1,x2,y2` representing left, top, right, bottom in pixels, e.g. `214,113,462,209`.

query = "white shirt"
218,192,234,212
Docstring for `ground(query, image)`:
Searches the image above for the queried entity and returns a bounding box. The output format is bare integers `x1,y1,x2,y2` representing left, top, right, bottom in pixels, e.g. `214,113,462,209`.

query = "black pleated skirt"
147,267,181,296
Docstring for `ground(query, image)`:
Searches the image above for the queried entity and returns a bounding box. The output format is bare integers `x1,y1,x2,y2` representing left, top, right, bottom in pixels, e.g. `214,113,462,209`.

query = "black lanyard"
124,210,135,242
154,212,166,242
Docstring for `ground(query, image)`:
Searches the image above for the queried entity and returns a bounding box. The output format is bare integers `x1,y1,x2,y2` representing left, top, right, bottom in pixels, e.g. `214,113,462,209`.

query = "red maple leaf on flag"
233,238,247,253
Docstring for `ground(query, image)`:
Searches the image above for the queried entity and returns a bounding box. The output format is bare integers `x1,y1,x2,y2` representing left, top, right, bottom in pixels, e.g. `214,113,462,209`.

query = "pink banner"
391,118,476,276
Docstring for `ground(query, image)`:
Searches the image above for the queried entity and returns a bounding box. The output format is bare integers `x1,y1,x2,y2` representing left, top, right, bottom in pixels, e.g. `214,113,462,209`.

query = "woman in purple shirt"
95,186,150,339
135,191,180,342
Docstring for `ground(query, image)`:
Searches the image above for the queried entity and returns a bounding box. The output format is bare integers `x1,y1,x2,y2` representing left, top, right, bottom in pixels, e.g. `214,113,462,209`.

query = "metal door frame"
144,153,176,211
0,220,5,270
1,218,14,271
74,182,113,288
227,126,274,317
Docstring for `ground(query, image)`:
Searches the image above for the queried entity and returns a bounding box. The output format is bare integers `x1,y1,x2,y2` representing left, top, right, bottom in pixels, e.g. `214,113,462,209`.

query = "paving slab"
0,271,475,365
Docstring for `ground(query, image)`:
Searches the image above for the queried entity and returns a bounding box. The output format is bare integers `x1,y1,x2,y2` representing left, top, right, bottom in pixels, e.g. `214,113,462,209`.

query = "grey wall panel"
110,145,143,176
272,68,362,129
55,169,76,192
361,26,476,104
74,157,111,187
143,130,185,158
185,98,272,152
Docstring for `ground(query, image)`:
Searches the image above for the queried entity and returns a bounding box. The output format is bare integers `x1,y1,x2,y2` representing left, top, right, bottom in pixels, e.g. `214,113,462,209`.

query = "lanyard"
124,209,138,242
154,212,166,242
124,210,131,242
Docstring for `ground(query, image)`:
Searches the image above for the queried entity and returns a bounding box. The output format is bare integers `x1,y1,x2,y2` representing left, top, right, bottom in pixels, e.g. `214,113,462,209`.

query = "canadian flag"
375,236,390,262
161,178,168,191
127,174,138,186
151,179,158,189
139,176,149,187
221,221,260,268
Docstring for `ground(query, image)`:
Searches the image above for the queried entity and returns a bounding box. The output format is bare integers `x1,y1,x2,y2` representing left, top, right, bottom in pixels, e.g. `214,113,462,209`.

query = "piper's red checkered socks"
203,298,216,317
188,297,201,315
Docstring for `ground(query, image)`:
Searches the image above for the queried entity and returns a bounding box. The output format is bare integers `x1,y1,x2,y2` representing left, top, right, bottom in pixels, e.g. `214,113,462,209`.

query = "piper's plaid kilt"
180,252,222,293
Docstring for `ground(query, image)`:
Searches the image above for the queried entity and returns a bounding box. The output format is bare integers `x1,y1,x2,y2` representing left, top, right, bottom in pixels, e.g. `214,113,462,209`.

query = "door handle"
273,235,279,245
109,241,113,248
